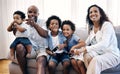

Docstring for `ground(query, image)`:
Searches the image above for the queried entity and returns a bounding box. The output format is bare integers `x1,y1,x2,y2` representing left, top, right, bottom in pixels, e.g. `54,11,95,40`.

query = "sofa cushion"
116,32,120,49
75,28,88,40
9,26,120,74
102,63,120,73
114,26,120,49
27,59,36,68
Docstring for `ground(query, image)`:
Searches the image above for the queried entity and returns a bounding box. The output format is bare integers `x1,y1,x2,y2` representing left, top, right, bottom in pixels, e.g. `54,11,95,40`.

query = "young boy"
7,11,32,60
61,20,86,74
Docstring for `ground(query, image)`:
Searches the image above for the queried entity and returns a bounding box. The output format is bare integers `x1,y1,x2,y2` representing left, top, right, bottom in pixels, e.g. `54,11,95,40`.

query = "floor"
0,59,11,74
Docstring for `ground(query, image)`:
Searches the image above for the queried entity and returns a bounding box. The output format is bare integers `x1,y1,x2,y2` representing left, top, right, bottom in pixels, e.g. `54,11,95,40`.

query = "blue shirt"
47,31,66,50
65,34,80,52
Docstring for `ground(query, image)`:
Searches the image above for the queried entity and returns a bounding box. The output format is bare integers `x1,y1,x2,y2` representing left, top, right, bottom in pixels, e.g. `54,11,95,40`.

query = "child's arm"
14,23,26,32
75,47,87,55
7,21,15,32
25,18,48,38
58,42,67,50
70,39,85,53
46,48,56,56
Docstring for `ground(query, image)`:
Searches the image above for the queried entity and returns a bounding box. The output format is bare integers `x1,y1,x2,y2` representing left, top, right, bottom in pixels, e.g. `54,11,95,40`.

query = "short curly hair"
61,20,75,32
46,15,61,29
13,11,26,19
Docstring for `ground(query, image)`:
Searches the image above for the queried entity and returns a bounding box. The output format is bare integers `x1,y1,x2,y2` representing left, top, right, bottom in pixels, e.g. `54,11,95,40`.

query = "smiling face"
89,6,101,23
62,24,74,38
13,14,23,25
27,6,39,22
49,19,59,33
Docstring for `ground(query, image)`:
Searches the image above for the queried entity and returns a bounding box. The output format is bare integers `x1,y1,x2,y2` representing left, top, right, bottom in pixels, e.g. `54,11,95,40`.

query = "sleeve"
86,22,114,52
20,23,26,28
21,23,31,37
74,34,80,42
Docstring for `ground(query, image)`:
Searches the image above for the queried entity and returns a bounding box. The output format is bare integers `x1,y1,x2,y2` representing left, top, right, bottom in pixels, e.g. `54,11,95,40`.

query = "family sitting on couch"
8,4,120,74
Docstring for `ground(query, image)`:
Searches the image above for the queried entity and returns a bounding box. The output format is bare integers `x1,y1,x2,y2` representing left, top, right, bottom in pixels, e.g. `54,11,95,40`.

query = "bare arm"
71,39,85,50
7,21,14,32
15,23,26,32
70,39,85,54
33,23,48,38
25,18,48,38
7,21,26,32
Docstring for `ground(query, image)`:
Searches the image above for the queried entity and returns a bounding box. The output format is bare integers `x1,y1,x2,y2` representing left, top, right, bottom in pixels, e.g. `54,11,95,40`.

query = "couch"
9,27,120,74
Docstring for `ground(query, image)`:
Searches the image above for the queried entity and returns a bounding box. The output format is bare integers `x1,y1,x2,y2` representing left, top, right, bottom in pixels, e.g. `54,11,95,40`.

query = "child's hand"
70,49,74,54
58,44,65,50
70,46,75,54
46,48,56,56
69,49,74,56
46,48,52,54
11,21,18,28
74,47,86,55
74,49,80,55
51,53,56,56
11,21,15,26
10,21,16,27
13,23,18,27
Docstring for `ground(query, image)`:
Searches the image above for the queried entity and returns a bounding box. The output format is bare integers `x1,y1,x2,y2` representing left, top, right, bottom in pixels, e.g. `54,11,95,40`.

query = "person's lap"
49,53,70,65
26,47,48,59
85,51,120,72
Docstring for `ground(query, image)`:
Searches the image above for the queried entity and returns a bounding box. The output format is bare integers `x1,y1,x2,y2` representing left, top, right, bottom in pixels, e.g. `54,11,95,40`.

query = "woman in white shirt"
75,4,120,74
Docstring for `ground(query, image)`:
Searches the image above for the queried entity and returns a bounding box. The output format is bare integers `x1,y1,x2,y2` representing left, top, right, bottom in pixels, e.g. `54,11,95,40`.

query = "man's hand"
25,18,35,26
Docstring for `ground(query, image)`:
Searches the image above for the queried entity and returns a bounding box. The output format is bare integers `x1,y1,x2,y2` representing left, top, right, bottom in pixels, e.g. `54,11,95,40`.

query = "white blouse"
85,21,120,57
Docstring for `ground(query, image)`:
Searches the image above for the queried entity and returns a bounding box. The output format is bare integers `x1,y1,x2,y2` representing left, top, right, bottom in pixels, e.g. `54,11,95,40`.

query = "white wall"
0,0,10,59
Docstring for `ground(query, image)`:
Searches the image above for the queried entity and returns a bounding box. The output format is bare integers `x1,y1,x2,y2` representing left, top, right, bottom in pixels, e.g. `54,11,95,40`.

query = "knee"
77,60,84,66
16,44,25,54
37,56,47,66
48,61,56,70
16,44,24,52
63,61,70,68
71,59,76,65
